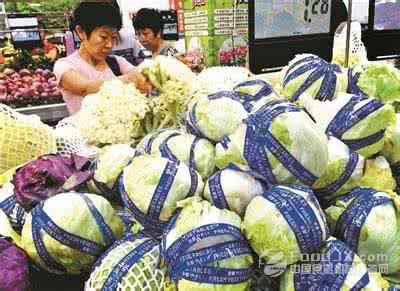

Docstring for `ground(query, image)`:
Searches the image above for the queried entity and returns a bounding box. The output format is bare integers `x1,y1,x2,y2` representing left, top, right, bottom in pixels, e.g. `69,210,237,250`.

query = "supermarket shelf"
15,103,69,124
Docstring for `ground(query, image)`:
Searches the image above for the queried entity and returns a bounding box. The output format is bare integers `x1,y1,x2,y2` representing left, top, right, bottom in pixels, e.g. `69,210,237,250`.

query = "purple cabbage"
0,237,29,291
12,154,93,211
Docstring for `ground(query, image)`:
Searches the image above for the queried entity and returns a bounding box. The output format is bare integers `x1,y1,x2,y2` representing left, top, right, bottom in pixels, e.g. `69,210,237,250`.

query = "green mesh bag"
85,233,168,291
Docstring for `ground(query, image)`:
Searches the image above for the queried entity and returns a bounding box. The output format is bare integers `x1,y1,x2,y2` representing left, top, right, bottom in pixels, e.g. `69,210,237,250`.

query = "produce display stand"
15,102,69,124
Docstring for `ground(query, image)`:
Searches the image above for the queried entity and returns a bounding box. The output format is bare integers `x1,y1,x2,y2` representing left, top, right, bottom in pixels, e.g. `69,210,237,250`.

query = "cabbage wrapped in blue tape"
215,100,329,187
312,136,365,204
325,188,400,274
303,94,396,158
282,54,348,103
203,163,266,216
119,155,204,237
21,192,125,274
185,91,252,142
233,79,278,101
137,128,216,180
242,184,329,266
279,238,390,290
163,197,254,291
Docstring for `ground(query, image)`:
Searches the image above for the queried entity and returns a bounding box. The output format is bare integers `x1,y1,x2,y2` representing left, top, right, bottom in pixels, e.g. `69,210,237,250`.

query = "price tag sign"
255,0,331,39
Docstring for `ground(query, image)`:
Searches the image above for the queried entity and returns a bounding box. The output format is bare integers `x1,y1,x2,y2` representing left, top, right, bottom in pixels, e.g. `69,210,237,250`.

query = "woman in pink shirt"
54,1,151,114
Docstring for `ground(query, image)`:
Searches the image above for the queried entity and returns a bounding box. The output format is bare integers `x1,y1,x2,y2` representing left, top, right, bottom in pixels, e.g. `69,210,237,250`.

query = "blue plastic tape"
315,152,359,197
159,132,181,162
189,136,201,172
208,171,230,210
164,223,253,285
147,160,179,220
233,79,276,100
263,186,325,254
79,194,115,245
335,188,392,251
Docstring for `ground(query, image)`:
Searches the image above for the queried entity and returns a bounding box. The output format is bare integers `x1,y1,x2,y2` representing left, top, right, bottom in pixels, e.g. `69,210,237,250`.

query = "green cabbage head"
203,163,265,216
325,188,400,274
357,63,400,103
21,192,125,274
185,92,249,142
215,101,329,186
163,197,254,291
120,155,204,236
87,144,136,198
302,94,396,158
242,184,329,267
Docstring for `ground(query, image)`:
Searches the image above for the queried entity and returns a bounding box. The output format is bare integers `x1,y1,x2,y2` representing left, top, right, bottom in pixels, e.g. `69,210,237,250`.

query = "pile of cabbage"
3,53,400,290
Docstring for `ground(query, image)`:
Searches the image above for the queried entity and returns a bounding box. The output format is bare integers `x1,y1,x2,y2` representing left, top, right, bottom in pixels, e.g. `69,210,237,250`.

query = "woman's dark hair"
71,1,122,38
132,8,163,36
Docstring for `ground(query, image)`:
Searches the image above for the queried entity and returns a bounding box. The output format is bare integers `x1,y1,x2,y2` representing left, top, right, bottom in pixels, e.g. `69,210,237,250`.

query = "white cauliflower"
73,79,150,146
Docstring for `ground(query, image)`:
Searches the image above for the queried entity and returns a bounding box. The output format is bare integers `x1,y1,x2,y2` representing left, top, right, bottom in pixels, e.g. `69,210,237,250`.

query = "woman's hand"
125,69,153,94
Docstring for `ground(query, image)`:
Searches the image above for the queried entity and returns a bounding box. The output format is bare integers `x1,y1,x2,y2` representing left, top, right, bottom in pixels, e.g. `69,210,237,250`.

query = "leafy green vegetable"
359,156,396,193
139,56,197,133
312,136,365,203
382,114,400,165
186,92,250,142
282,54,348,104
303,94,396,158
203,164,265,216
87,144,136,199
242,185,328,266
121,155,204,236
325,188,400,274
357,63,400,103
21,192,125,274
216,101,329,186
164,197,254,291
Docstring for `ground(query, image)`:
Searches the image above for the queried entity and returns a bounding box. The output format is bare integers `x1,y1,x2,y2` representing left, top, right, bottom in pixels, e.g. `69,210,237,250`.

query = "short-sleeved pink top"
53,51,134,114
